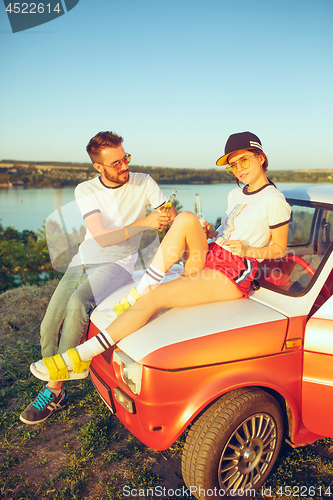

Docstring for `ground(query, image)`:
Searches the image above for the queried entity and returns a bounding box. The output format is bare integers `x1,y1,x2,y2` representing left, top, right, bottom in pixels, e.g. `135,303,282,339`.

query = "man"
20,131,176,424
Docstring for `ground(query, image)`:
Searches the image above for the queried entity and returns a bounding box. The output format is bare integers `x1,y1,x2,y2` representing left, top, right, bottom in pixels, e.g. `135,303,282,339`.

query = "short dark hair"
86,131,123,163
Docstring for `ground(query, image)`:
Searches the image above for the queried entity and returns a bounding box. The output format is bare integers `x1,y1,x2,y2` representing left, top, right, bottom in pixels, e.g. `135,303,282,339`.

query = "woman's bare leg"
150,211,208,275
108,269,243,343
30,269,243,380
31,216,236,380
113,211,209,314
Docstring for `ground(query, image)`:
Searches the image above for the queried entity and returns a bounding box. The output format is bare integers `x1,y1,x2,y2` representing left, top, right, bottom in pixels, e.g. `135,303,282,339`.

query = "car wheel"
181,388,284,499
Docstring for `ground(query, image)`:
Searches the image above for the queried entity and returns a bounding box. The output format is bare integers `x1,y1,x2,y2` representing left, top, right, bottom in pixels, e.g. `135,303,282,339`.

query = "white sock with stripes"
132,264,165,301
73,329,115,362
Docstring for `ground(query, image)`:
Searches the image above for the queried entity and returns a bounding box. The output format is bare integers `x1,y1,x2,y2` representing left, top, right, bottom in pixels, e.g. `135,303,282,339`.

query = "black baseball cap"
216,132,264,166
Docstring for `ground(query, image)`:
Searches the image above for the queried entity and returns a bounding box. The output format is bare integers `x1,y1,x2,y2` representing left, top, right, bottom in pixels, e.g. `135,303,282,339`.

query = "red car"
87,184,333,498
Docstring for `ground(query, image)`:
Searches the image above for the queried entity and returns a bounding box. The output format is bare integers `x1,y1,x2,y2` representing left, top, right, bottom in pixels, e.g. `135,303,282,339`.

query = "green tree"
0,223,62,293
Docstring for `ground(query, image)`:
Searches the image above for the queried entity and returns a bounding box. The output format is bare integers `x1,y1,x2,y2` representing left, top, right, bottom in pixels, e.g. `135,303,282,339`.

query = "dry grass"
0,280,57,338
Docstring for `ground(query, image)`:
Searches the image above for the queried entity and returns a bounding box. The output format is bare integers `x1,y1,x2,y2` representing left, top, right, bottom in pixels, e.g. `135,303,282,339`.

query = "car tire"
181,388,284,499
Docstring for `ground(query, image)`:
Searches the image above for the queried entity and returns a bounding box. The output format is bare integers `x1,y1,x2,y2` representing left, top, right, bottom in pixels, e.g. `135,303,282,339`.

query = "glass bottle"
160,188,177,213
194,193,207,233
158,189,177,232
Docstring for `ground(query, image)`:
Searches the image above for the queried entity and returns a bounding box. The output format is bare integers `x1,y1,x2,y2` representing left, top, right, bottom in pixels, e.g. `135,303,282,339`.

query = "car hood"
90,270,288,369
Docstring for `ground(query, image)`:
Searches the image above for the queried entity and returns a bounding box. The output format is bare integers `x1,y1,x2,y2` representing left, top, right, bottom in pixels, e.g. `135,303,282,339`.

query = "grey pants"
40,263,131,358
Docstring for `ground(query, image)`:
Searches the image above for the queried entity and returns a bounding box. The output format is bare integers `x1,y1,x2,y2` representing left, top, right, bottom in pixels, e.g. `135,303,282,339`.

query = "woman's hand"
224,240,247,257
205,223,218,239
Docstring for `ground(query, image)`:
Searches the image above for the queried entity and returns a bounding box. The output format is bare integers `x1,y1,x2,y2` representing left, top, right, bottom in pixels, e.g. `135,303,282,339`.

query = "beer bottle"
194,193,207,233
158,189,177,231
160,188,177,213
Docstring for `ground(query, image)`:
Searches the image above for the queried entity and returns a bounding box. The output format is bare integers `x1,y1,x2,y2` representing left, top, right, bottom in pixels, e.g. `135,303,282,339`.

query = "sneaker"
19,386,69,425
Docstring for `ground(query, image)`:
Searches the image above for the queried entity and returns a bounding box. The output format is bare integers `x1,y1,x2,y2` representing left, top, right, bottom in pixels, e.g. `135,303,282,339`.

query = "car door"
302,294,333,438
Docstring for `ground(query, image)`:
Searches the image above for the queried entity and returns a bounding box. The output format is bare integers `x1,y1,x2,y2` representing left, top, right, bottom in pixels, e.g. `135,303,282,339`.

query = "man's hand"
144,208,172,230
224,240,247,257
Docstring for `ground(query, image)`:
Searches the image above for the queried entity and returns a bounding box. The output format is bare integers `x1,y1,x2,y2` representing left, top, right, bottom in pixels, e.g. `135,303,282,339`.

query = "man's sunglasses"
226,154,257,175
98,153,131,170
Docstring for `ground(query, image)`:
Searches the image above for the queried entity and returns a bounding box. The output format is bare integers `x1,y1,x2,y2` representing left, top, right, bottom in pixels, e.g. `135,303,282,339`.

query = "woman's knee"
175,211,199,224
173,211,201,230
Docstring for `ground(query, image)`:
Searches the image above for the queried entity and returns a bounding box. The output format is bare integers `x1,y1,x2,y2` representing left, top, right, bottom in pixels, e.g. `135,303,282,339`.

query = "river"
0,182,303,233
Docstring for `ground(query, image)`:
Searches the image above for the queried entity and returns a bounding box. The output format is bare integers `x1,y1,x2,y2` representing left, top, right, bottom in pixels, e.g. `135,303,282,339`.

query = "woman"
31,131,291,381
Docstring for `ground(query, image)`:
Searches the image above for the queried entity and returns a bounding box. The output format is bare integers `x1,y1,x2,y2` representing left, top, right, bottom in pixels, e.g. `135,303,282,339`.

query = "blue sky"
0,0,332,171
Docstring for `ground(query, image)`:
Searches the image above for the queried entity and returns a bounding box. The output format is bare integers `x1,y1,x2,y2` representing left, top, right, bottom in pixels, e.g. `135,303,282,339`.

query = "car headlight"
113,350,143,395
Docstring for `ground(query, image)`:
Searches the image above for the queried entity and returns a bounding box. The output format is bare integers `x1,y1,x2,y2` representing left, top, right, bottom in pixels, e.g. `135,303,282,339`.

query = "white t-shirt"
215,184,291,260
70,173,166,273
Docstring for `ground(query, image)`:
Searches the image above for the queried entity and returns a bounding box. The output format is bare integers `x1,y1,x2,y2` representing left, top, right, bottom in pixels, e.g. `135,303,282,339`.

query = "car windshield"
255,201,333,296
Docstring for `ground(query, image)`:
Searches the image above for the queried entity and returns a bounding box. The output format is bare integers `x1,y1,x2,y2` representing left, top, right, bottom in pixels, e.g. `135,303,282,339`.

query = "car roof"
281,184,333,206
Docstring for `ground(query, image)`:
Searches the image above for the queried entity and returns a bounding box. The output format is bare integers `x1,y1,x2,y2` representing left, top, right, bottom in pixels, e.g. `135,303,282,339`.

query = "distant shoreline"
1,159,333,173
1,160,332,187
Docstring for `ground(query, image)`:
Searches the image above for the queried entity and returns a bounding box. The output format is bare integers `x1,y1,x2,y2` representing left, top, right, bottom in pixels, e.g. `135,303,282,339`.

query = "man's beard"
104,169,130,186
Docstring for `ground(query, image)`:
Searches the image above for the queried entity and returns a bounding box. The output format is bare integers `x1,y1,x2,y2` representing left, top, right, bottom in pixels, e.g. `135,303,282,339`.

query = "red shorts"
203,243,258,297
